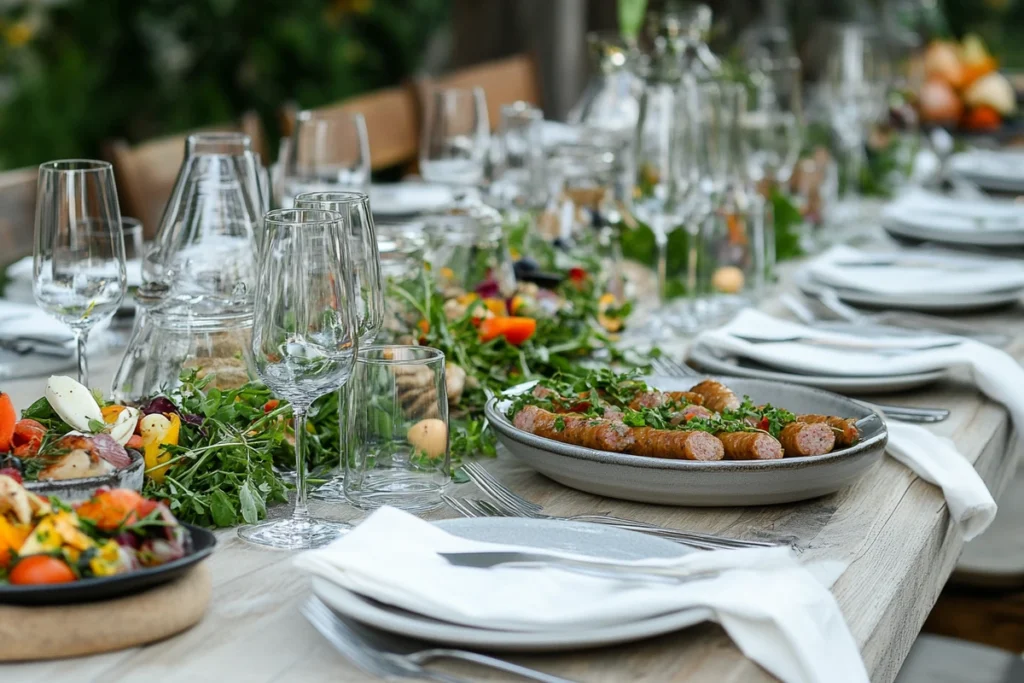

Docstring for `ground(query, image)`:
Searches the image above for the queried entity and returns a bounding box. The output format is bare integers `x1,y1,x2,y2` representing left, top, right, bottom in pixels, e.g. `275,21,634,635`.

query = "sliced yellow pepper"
141,413,180,483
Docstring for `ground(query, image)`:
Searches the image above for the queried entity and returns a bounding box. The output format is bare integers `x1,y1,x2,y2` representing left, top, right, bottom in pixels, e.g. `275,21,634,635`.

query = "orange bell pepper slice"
0,393,15,452
478,317,537,346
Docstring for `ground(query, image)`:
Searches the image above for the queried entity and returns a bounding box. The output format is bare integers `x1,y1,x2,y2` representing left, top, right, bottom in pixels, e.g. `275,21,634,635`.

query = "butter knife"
439,551,722,583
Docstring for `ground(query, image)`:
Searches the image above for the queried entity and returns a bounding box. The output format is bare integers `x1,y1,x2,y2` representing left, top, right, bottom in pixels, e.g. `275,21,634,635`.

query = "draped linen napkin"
805,245,1024,296
296,506,868,683
696,309,1002,539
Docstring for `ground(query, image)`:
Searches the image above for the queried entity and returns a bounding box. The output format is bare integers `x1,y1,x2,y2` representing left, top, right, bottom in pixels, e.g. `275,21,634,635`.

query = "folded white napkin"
0,299,75,342
296,506,866,683
886,421,997,540
882,188,1024,233
806,245,1024,296
697,310,1003,539
7,256,143,289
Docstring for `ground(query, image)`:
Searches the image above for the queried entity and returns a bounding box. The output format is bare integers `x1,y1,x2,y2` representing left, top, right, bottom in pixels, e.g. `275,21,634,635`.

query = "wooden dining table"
3,289,1022,683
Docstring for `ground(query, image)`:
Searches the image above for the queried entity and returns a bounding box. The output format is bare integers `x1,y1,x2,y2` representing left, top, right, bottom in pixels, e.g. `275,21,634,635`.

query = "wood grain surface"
2,270,1023,682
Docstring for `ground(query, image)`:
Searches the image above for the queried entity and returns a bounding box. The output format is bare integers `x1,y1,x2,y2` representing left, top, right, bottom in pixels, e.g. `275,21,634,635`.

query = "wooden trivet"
0,563,211,661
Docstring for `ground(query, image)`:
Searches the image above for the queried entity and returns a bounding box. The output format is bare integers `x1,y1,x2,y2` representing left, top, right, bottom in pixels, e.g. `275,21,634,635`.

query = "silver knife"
439,551,721,584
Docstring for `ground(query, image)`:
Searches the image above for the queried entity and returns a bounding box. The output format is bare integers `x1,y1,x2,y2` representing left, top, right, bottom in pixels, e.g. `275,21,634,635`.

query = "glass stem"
653,217,668,306
292,408,310,521
74,329,89,387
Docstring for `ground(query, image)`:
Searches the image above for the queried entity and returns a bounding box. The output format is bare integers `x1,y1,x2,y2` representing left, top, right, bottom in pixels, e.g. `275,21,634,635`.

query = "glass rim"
295,190,370,207
357,344,444,366
39,159,112,173
187,131,252,143
296,109,367,125
263,207,346,228
432,85,485,99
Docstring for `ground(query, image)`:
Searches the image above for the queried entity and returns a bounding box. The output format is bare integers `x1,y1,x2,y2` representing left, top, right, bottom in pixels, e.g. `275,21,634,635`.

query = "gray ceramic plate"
484,376,888,506
687,344,945,395
313,517,712,651
794,267,1024,313
23,449,145,502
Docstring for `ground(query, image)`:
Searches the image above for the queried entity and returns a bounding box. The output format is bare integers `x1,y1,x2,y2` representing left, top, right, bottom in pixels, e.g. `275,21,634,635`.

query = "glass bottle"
568,31,642,139
698,83,771,322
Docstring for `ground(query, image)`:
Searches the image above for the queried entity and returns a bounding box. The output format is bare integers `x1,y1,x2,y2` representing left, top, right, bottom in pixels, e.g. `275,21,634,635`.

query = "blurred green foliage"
0,0,449,168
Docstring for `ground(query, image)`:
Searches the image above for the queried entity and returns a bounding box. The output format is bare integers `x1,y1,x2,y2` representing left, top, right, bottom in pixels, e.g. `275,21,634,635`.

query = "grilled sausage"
717,431,784,460
796,415,859,447
690,380,742,413
630,428,724,460
778,422,836,457
513,405,635,452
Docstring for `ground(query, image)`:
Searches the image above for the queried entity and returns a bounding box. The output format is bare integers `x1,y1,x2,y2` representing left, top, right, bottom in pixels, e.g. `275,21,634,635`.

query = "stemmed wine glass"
278,111,371,207
420,87,490,205
742,59,804,188
239,208,358,549
33,160,127,387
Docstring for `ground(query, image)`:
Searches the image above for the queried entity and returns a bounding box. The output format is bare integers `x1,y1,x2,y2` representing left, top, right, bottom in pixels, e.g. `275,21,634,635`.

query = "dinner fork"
304,598,577,683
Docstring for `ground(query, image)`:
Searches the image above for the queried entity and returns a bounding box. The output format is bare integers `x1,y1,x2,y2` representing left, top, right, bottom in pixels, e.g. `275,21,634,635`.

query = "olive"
0,455,23,472
513,257,539,274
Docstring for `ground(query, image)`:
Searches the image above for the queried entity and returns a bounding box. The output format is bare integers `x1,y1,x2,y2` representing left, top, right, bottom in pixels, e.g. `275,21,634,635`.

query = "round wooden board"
0,563,212,662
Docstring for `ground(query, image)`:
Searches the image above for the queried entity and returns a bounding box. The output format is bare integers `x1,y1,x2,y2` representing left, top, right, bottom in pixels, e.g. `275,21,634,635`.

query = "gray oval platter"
23,449,145,502
483,375,888,507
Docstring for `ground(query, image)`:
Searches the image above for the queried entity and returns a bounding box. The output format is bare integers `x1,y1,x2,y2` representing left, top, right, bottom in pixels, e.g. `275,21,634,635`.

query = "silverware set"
650,354,950,423
453,462,778,551
302,598,577,683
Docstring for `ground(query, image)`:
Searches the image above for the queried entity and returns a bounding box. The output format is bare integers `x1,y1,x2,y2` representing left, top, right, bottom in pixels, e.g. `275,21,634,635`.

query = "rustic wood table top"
3,290,1022,683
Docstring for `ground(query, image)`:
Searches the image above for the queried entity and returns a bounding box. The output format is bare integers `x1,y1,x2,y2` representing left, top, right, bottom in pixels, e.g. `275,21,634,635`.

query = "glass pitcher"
568,31,642,138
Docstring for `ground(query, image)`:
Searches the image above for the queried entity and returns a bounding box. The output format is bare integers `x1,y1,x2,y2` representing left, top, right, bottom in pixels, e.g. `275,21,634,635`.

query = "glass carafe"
114,132,264,401
568,31,642,139
142,132,263,306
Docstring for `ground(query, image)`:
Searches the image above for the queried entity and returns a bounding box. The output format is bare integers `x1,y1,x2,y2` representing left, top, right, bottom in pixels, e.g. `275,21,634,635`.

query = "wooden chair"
104,112,267,239
420,53,542,129
278,83,422,171
0,166,38,265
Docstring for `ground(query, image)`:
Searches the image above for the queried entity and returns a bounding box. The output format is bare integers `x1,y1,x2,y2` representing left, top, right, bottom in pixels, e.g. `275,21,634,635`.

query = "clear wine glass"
239,208,358,550
294,191,384,346
33,160,127,387
742,59,804,187
278,111,371,207
420,87,490,205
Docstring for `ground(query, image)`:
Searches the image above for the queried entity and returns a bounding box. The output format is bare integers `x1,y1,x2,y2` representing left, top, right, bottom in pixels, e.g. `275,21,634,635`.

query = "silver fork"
303,598,577,683
459,464,777,550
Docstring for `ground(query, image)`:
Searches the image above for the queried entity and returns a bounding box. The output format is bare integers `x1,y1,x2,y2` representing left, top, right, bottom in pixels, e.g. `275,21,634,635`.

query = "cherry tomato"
757,417,770,432
9,555,76,584
263,399,280,414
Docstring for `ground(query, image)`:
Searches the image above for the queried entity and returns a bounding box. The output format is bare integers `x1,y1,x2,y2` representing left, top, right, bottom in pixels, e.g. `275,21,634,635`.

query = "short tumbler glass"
344,346,449,513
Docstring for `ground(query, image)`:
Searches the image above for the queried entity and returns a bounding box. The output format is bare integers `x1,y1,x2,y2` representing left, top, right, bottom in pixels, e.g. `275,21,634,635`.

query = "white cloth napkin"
0,299,75,342
296,506,867,683
806,245,1024,296
882,187,1024,233
886,421,997,540
697,310,1003,539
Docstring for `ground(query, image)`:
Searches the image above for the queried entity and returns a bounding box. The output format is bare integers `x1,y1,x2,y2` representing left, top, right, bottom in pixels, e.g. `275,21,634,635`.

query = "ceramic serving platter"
949,150,1024,193
314,517,712,651
23,449,145,503
483,376,888,506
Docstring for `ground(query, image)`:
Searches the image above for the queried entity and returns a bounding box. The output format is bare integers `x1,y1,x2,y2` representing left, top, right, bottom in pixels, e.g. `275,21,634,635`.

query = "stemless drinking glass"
742,59,804,188
420,87,490,203
33,160,127,387
490,101,545,211
344,346,449,513
278,111,371,207
240,208,357,550
294,191,384,346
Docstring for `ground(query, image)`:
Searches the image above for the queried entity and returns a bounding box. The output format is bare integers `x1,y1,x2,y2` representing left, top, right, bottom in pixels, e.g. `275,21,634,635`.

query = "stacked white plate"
949,149,1024,193
794,245,1024,313
881,187,1024,247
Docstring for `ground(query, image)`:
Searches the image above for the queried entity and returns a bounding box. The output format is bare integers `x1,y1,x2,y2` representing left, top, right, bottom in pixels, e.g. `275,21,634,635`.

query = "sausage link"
689,380,742,413
513,405,635,452
717,431,783,460
630,428,724,461
796,415,859,447
778,422,836,457
669,404,714,426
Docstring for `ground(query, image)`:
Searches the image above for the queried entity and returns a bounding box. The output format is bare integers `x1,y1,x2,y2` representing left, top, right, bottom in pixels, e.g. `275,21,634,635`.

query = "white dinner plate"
314,517,712,652
794,268,1024,313
686,343,946,394
369,182,454,216
949,150,1024,193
